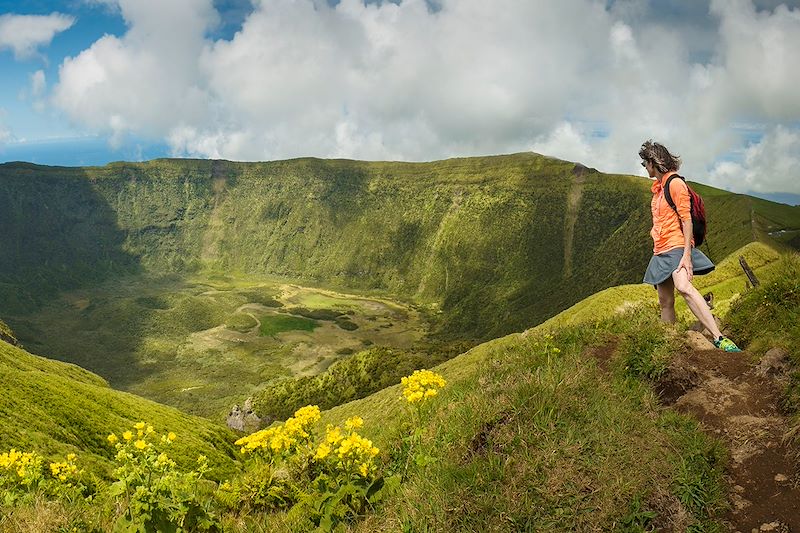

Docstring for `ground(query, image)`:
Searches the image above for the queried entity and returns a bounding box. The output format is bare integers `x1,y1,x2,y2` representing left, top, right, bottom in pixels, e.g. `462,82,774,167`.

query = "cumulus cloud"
53,0,218,144
0,13,75,60
49,0,800,194
709,126,800,193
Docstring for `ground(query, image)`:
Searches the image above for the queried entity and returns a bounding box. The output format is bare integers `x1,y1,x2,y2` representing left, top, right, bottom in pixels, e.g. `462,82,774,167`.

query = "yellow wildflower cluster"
0,449,42,481
48,453,79,483
401,369,446,403
107,422,176,459
314,418,379,477
1,449,80,487
235,405,321,456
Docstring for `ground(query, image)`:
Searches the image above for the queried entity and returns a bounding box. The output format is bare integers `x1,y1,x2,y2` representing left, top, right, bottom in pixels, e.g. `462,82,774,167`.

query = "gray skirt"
643,247,715,286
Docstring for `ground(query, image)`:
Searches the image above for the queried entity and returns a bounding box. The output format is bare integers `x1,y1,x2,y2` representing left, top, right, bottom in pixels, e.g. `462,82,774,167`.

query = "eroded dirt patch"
662,346,800,531
584,338,618,372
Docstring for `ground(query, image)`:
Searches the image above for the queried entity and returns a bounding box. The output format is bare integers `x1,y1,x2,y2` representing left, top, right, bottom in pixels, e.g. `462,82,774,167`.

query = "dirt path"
658,332,800,532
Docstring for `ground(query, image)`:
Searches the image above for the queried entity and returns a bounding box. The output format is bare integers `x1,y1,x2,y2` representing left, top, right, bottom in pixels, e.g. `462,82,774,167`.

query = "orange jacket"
650,171,693,254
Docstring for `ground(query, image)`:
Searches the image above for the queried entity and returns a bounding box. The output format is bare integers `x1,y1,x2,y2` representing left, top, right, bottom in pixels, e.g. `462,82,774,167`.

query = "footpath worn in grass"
725,253,800,440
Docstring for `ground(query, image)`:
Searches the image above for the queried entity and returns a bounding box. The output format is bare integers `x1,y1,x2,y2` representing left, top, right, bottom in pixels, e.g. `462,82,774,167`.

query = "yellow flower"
359,463,369,477
122,431,133,441
344,416,364,430
401,369,446,403
134,440,147,450
314,443,331,460
107,433,118,445
293,405,321,424
325,425,343,445
134,422,146,430
167,432,176,443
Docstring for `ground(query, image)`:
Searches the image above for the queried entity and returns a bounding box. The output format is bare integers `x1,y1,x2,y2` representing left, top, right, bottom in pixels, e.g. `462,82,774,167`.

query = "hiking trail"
657,332,800,532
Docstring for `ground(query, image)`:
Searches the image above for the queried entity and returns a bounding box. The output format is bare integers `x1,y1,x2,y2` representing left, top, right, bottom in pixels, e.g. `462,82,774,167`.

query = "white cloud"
0,108,13,145
52,0,218,142
30,70,46,97
0,13,75,60
703,0,800,121
49,0,800,193
709,126,800,193
28,70,47,113
531,122,594,166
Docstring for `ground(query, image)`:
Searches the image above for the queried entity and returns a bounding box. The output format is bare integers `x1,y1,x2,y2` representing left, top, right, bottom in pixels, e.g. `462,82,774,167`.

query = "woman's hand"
677,252,694,281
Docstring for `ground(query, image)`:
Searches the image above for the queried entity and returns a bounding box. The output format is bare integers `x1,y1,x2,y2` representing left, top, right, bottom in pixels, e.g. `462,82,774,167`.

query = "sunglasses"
641,160,649,167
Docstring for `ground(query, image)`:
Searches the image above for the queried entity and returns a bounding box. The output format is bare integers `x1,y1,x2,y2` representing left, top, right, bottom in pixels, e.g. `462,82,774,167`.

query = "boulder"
226,398,263,432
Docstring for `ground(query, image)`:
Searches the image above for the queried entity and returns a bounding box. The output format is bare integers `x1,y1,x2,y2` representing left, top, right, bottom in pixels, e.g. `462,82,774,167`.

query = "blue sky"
1,0,799,203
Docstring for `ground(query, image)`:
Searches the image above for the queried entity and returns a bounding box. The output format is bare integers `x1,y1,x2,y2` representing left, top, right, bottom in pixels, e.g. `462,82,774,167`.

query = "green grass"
255,313,728,532
1,275,735,532
225,313,259,332
258,314,319,336
0,339,240,481
3,153,798,530
17,249,800,530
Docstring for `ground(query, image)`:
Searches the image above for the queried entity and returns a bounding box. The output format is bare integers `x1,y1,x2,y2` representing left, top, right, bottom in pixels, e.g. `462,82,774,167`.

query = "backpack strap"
662,173,684,214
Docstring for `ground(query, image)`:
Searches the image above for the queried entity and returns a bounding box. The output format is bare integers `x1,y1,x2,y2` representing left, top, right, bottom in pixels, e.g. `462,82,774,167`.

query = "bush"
107,423,220,532
252,346,454,422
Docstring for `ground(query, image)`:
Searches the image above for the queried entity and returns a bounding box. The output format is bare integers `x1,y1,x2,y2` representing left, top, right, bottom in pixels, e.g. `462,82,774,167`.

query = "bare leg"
672,268,723,339
656,277,676,323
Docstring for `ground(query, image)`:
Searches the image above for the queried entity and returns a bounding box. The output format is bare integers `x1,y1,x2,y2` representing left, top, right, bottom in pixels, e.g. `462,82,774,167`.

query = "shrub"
107,423,220,532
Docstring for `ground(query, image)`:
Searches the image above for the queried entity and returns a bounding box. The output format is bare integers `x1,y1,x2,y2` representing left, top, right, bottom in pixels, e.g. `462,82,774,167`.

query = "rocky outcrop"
0,319,19,347
227,398,263,432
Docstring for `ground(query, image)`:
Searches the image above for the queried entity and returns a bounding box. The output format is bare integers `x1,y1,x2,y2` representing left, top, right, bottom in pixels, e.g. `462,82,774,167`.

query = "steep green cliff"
0,337,238,478
1,154,796,339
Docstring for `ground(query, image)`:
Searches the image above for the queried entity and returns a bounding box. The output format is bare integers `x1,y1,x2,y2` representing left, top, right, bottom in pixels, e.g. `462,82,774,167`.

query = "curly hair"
639,140,681,173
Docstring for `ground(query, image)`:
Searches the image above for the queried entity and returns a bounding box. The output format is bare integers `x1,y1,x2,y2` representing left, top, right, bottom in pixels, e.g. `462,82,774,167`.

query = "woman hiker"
639,140,742,352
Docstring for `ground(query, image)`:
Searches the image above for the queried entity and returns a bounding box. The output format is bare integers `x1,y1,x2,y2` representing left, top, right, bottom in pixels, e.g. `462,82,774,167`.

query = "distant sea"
0,136,169,167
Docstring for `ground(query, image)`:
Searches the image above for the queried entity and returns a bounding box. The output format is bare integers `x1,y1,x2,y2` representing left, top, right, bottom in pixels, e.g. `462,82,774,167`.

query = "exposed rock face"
0,319,19,347
227,398,263,432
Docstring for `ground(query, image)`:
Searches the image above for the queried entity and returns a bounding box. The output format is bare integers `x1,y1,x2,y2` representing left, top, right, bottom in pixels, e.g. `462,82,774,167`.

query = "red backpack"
663,174,707,247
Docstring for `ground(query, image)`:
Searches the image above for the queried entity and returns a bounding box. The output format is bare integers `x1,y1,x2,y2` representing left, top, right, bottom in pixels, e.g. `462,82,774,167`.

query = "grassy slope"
2,155,797,341
259,311,728,531
6,244,795,530
0,337,240,480
263,242,791,530
537,241,782,331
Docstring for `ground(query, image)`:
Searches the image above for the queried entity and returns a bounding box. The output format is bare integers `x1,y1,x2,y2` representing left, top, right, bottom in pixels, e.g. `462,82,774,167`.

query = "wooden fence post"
739,256,760,288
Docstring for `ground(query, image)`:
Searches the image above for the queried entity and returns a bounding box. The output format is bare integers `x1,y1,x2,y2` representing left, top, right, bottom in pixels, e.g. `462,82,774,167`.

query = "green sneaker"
713,336,742,352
